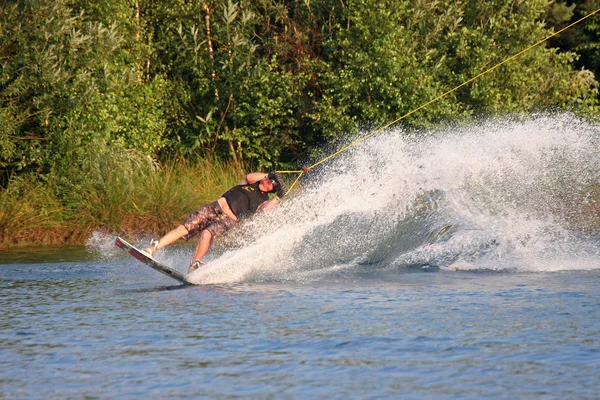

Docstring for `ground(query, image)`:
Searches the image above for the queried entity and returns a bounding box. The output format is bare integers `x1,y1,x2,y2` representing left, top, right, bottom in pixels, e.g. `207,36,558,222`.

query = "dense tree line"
546,0,600,80
1,0,599,190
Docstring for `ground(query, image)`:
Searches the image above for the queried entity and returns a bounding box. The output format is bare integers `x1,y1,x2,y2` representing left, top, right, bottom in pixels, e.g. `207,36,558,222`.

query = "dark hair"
268,172,288,197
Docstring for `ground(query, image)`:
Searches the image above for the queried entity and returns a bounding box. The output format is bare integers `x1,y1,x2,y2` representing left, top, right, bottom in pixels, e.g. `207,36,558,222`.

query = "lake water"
1,248,599,399
2,114,600,398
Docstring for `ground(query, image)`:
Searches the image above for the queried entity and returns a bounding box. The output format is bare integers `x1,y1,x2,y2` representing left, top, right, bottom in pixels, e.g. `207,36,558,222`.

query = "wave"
182,113,600,284
91,112,600,284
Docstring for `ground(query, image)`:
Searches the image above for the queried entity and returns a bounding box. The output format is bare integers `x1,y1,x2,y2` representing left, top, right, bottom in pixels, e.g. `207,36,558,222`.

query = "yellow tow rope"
277,7,600,195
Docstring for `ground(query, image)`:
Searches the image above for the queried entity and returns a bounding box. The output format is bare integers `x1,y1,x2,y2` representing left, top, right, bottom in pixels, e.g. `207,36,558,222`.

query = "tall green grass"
0,175,67,245
79,156,246,239
0,153,246,247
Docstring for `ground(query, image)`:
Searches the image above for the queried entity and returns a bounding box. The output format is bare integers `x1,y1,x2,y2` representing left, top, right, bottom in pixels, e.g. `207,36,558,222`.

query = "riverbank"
0,158,246,248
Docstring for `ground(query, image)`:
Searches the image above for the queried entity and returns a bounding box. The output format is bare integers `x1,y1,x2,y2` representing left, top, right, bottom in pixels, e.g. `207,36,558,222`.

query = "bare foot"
141,239,159,258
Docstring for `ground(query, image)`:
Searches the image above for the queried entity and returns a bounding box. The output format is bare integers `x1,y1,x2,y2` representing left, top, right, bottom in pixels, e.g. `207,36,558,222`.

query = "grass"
0,176,67,245
0,156,246,248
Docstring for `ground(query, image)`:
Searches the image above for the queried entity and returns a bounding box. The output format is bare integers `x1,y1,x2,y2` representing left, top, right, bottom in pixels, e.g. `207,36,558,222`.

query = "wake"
92,113,600,284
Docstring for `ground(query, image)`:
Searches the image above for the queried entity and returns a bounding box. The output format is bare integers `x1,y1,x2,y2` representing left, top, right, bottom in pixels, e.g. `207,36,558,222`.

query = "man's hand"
258,197,280,213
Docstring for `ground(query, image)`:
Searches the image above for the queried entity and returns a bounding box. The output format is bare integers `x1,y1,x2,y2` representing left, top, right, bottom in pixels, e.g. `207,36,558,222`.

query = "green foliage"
545,0,600,107
3,0,597,176
316,0,598,131
159,0,309,168
0,0,171,187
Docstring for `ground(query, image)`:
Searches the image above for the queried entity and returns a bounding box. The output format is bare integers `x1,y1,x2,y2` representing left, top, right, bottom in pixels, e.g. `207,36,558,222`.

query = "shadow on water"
115,284,194,294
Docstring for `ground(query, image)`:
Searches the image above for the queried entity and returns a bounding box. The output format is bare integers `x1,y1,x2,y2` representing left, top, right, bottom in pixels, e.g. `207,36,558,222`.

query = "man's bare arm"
258,197,280,213
243,172,268,185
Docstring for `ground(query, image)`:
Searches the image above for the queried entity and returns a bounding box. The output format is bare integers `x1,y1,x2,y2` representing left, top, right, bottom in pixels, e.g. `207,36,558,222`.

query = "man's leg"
143,224,188,255
192,229,213,264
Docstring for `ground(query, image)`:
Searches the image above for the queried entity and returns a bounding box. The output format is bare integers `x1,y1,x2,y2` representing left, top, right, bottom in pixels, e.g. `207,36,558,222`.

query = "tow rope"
277,7,600,195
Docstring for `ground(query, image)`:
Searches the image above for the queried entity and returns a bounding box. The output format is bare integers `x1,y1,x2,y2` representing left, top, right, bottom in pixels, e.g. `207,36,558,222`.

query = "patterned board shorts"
182,201,238,240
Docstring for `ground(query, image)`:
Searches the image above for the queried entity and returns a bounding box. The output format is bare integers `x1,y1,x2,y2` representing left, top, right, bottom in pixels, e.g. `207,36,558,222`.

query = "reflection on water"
0,246,94,264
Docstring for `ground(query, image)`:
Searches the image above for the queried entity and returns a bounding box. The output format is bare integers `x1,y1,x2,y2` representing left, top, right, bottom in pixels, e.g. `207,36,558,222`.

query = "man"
142,171,287,273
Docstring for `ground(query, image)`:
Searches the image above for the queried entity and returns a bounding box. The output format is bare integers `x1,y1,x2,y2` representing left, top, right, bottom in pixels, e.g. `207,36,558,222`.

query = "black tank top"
222,182,269,219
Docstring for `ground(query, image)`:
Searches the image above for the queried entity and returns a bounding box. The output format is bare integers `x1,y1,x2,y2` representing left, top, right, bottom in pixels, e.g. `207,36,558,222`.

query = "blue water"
1,249,599,399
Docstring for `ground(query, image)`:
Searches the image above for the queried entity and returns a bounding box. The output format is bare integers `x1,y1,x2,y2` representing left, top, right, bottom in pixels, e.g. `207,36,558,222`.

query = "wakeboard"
115,236,190,285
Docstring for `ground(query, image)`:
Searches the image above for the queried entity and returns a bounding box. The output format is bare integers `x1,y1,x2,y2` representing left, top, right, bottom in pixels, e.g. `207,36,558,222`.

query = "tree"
315,0,598,138
0,0,171,189
545,0,600,103
1,0,598,181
